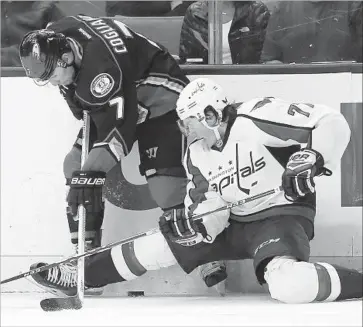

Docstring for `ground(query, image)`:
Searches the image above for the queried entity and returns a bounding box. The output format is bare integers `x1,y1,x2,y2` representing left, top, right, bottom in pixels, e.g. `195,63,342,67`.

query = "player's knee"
133,231,177,270
264,256,322,304
109,231,177,282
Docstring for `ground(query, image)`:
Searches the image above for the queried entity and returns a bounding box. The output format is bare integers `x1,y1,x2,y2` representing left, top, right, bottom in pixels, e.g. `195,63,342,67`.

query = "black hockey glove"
159,208,209,247
282,149,331,201
66,171,106,217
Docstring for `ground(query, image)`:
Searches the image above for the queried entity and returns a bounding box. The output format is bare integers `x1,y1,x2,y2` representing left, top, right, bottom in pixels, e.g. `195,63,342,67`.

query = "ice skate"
28,262,77,297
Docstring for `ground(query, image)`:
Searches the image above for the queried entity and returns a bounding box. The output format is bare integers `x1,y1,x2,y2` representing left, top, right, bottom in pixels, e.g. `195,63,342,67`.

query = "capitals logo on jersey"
209,147,266,196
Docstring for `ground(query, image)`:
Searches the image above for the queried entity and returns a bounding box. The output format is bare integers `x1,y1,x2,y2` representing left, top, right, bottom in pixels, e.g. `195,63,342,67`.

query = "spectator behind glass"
261,1,363,64
348,1,362,63
1,1,65,67
106,1,194,17
179,1,270,64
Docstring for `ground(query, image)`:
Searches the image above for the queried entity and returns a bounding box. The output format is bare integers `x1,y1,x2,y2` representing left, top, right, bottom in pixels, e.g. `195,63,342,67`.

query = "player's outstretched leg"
264,256,363,303
29,231,178,296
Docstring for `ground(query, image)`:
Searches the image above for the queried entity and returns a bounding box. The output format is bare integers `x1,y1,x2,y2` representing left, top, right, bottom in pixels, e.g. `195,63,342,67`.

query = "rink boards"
1,65,362,294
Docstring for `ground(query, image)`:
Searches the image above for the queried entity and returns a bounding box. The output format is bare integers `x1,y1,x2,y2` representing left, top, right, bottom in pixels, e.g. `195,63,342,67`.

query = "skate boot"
199,261,227,287
28,262,77,297
29,259,105,298
28,231,104,296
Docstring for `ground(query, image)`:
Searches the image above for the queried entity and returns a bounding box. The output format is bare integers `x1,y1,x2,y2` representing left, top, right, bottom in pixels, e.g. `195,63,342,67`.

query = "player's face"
48,65,76,86
178,117,217,148
205,110,218,127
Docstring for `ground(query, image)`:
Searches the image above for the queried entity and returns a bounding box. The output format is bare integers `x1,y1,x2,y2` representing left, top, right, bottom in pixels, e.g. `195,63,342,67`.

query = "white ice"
1,293,361,327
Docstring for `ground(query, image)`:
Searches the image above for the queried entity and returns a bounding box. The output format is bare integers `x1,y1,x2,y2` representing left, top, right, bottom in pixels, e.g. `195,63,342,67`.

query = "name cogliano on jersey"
78,15,129,54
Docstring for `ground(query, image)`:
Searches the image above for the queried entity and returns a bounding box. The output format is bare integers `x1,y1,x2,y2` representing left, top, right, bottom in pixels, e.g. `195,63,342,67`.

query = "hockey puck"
127,291,144,297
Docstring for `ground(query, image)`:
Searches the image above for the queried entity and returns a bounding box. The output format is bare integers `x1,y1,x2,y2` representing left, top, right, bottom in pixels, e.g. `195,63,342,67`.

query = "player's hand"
66,170,106,217
159,193,230,246
282,149,327,201
158,208,206,247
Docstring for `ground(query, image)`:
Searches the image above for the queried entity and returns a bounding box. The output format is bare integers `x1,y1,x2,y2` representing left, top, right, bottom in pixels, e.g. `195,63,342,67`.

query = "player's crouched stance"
30,78,362,304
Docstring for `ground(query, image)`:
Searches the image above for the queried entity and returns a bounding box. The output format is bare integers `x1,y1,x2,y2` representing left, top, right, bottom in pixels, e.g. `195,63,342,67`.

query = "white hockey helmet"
176,78,229,124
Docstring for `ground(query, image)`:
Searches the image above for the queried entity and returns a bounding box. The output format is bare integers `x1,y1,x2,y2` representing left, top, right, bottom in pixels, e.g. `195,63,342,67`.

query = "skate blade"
25,276,76,298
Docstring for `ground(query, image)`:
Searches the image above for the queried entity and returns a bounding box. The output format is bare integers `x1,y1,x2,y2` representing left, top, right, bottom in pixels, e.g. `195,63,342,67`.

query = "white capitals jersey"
183,97,351,223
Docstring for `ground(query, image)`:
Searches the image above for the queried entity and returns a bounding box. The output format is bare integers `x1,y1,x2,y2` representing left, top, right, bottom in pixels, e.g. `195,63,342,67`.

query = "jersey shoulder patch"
89,73,115,98
74,39,122,107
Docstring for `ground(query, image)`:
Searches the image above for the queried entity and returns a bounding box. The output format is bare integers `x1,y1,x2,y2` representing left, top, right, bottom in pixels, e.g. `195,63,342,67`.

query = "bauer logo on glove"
70,173,105,186
67,170,106,217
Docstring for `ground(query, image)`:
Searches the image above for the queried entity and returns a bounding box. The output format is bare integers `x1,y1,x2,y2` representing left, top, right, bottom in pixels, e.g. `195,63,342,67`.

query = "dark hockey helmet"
19,29,71,82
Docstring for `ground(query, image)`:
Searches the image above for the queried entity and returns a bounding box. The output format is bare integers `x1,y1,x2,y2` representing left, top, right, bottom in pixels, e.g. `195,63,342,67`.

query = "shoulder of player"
187,139,206,157
74,70,122,107
184,140,206,171
235,97,288,117
74,41,123,107
46,16,83,33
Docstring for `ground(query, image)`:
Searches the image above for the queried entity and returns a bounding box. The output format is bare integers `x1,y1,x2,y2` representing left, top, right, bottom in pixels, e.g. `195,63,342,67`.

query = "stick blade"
40,297,83,312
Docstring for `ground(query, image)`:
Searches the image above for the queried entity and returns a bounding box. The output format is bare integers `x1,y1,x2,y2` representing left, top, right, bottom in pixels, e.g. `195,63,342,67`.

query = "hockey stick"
76,111,90,307
39,186,283,311
43,111,90,311
1,186,282,287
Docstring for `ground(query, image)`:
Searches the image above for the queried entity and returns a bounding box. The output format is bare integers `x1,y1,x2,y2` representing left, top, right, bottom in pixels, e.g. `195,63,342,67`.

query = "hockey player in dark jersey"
27,77,362,304
19,15,226,292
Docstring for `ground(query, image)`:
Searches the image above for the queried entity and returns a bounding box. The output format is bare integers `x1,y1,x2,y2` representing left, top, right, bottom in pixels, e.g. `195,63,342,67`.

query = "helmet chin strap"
212,128,223,148
201,117,223,148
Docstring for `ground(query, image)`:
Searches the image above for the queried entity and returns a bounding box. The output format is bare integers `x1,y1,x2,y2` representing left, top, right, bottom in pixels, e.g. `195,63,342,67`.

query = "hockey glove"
159,192,230,247
282,149,331,201
66,170,106,217
159,208,205,247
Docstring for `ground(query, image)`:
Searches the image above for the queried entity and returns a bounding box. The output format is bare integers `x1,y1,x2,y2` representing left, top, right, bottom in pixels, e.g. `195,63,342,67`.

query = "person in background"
348,1,362,63
106,1,194,17
261,1,363,64
165,1,195,16
179,1,270,64
1,1,64,67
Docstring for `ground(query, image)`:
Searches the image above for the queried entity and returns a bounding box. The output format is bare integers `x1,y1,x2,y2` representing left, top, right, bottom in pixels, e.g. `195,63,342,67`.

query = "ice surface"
1,293,361,327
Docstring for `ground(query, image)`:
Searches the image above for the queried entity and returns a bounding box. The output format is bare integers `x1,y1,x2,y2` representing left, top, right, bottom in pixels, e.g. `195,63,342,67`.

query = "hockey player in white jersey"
29,78,362,304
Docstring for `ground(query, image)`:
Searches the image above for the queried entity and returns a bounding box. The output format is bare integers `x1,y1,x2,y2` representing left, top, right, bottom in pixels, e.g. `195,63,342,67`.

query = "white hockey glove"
282,148,331,201
159,192,230,247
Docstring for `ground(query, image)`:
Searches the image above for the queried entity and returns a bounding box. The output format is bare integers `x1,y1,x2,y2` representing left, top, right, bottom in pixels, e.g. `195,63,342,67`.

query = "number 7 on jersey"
109,96,124,120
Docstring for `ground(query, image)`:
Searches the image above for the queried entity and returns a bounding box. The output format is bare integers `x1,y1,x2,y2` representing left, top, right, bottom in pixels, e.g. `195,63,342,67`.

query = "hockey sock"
314,262,363,301
85,249,126,287
85,241,148,287
332,264,363,300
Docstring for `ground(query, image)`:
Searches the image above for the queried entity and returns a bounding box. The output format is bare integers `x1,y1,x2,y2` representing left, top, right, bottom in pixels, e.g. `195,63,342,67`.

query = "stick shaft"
1,186,282,285
76,111,90,304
